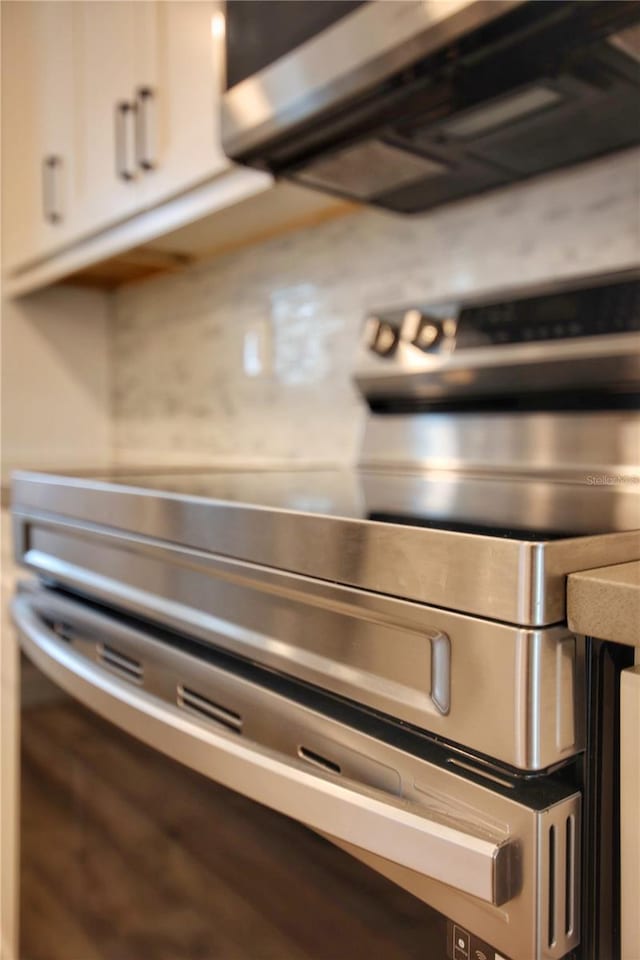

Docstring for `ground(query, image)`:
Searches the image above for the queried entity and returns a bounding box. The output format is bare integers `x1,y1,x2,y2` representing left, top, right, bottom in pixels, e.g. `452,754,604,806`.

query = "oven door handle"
12,593,515,907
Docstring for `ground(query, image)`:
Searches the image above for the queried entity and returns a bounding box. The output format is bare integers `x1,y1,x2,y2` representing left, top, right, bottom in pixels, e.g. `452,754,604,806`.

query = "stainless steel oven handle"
12,593,515,907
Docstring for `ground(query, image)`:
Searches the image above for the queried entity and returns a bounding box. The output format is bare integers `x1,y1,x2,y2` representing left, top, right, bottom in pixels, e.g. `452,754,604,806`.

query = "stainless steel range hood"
222,0,640,213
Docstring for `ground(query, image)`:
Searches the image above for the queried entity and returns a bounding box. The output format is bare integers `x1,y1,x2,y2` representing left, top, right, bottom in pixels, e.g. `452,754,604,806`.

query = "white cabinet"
73,1,231,233
2,0,338,295
1,1,76,268
139,1,231,208
73,2,148,236
3,0,240,268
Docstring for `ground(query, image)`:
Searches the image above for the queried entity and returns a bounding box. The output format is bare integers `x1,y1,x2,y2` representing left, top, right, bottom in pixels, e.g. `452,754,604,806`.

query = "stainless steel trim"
332,789,582,960
14,511,587,770
221,0,522,157
354,332,640,401
540,806,582,959
360,411,640,479
12,591,513,906
12,472,640,627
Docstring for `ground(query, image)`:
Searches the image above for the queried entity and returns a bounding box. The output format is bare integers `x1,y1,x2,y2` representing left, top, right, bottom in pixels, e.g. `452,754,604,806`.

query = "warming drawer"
13,511,584,772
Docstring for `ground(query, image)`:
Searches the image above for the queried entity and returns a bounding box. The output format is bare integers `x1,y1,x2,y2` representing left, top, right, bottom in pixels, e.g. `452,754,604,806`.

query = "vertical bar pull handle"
135,86,156,171
115,101,136,182
430,631,451,716
42,155,63,224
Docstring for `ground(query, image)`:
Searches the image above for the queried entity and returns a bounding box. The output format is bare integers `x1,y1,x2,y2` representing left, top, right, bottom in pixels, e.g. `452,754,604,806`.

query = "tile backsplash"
112,148,640,467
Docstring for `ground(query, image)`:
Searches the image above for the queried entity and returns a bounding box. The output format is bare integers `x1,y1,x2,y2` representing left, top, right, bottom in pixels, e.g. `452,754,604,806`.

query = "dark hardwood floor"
20,698,443,960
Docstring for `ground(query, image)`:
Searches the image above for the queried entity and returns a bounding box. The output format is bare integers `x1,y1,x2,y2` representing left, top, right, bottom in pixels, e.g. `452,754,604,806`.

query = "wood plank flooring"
20,698,444,960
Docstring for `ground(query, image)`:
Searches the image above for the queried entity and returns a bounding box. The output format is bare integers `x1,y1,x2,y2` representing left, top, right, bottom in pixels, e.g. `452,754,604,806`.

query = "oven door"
14,584,581,960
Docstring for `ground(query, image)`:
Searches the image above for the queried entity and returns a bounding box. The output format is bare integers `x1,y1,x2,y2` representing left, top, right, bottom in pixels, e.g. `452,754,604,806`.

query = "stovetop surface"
86,466,640,542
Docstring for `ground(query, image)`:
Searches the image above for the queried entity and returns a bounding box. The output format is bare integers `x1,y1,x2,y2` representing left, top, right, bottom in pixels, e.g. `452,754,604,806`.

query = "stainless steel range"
12,273,640,960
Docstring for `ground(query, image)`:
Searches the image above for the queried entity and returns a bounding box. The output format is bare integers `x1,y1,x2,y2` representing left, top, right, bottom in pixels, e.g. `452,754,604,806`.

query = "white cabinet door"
72,1,145,236
1,2,76,268
2,0,289,284
137,1,231,208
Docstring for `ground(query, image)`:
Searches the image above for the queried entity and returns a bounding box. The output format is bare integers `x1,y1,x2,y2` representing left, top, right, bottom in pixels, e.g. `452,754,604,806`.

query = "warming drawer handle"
430,631,451,715
12,593,515,907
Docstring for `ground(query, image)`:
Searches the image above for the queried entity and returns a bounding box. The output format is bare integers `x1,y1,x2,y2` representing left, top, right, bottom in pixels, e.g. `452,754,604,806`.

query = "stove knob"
402,309,443,352
363,315,381,349
365,316,399,356
375,321,399,356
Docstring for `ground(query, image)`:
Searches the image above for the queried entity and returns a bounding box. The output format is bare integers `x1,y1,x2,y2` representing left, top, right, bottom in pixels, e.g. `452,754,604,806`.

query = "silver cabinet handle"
42,155,63,224
135,86,156,171
114,101,136,181
12,592,515,907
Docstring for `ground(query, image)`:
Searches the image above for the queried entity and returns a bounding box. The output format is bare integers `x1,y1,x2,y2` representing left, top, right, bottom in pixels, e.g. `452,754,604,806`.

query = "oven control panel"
355,276,640,403
363,278,640,358
455,279,640,349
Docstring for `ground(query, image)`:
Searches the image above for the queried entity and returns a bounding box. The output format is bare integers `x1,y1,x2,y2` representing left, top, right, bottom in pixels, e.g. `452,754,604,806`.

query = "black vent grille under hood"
222,0,640,214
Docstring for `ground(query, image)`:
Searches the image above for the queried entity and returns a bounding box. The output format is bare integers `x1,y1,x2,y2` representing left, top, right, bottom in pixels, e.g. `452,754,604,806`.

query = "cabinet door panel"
73,1,143,235
1,2,76,267
140,1,230,207
37,2,77,241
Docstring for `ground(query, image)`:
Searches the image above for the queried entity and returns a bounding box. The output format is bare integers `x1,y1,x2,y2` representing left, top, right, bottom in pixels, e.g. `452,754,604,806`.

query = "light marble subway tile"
112,148,640,467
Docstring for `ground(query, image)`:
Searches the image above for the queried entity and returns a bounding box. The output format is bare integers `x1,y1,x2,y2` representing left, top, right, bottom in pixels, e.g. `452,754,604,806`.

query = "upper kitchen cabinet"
72,1,148,234
1,1,77,269
137,1,230,208
2,0,343,295
73,1,229,236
